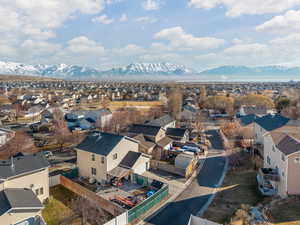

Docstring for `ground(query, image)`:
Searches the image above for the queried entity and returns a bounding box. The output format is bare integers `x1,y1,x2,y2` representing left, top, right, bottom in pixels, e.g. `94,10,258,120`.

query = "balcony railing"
259,168,280,182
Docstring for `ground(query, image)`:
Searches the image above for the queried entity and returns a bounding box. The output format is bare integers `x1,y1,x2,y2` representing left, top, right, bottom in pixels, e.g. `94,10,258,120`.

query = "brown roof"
133,134,156,149
157,136,173,148
270,127,300,155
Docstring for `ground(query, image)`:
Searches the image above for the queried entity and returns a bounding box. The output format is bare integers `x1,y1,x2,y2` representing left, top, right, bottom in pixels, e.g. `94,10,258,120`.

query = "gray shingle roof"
239,114,258,126
166,128,187,138
0,152,49,180
146,115,174,127
0,188,43,216
276,134,300,155
243,106,267,115
255,114,290,131
128,124,162,137
76,132,124,156
119,151,141,169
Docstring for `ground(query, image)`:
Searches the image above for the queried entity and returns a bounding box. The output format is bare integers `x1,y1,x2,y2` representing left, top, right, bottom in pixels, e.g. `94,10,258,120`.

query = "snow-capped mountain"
0,61,194,78
0,61,101,78
200,65,300,76
103,63,195,75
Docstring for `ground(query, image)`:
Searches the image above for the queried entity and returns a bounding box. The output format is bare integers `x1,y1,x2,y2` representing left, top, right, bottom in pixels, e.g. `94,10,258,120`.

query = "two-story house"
76,132,146,183
254,114,290,145
262,129,300,197
166,128,189,143
0,153,49,225
146,115,176,130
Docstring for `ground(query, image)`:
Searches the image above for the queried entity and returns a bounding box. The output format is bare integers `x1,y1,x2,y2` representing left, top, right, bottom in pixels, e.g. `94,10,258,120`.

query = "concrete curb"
197,154,229,216
139,157,206,224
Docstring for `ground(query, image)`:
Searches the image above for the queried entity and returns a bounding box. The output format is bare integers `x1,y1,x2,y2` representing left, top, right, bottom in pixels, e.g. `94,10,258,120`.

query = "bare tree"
168,86,183,120
71,197,111,225
52,108,74,151
0,130,37,159
12,103,23,121
198,86,207,110
100,96,111,109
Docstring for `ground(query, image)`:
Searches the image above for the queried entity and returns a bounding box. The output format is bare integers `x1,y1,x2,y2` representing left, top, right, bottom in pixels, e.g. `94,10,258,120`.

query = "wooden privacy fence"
60,175,125,216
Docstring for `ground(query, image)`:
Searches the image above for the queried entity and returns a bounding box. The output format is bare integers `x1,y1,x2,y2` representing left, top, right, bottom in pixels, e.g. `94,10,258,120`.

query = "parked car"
43,151,53,158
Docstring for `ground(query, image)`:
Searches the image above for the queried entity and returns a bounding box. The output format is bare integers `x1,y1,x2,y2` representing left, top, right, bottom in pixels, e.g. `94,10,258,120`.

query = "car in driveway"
43,151,53,158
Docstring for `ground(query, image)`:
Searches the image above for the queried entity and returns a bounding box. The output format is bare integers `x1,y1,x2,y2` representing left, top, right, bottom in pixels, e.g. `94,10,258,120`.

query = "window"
35,189,39,195
295,157,300,164
281,154,285,161
101,156,105,164
282,171,285,177
267,156,271,165
113,153,117,160
272,145,276,152
40,187,44,195
91,154,95,161
91,167,97,175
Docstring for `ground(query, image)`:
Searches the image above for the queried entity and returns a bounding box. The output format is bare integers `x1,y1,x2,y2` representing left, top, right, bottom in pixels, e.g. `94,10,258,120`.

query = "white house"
262,129,300,197
0,153,49,225
76,132,149,184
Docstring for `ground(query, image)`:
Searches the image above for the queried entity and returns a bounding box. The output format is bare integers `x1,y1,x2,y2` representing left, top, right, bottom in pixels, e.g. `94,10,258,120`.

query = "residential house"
166,128,189,143
0,153,49,225
0,128,15,147
180,104,199,122
254,114,290,145
127,124,166,143
76,132,141,183
133,134,156,156
261,129,300,197
239,105,272,117
146,115,176,130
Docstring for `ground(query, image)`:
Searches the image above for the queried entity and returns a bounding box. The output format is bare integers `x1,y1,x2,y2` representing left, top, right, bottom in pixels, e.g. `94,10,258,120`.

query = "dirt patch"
268,196,300,225
203,170,265,224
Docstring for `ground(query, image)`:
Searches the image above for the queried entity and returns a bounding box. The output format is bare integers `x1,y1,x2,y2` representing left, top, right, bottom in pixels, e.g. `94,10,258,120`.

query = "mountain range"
0,60,300,80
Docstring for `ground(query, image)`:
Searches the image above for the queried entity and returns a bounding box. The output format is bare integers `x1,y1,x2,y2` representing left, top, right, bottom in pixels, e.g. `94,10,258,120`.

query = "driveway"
146,155,227,225
146,128,227,225
205,129,224,150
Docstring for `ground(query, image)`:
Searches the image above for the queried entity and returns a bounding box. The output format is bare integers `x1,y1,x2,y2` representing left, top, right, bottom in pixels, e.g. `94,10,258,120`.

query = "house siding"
76,149,107,183
287,152,300,195
4,168,49,202
76,137,139,183
264,134,288,197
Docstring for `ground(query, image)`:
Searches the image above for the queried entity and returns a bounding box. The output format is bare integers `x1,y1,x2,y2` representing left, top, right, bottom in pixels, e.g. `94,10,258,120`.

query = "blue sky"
2,0,300,71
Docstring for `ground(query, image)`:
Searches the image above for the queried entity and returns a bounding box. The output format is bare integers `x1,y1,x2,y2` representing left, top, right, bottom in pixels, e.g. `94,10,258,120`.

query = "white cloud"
106,0,125,4
154,26,225,50
142,0,162,10
66,36,106,55
119,14,128,22
21,40,60,55
136,16,158,24
92,14,114,24
188,0,300,17
270,33,300,45
112,44,145,56
224,43,268,55
256,10,300,34
0,0,104,44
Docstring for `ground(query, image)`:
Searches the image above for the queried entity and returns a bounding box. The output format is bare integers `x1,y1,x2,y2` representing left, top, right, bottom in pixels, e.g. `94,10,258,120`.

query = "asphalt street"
147,129,226,225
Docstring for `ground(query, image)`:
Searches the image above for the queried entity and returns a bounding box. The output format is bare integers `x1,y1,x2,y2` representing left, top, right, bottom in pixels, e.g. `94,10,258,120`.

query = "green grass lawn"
42,185,78,225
